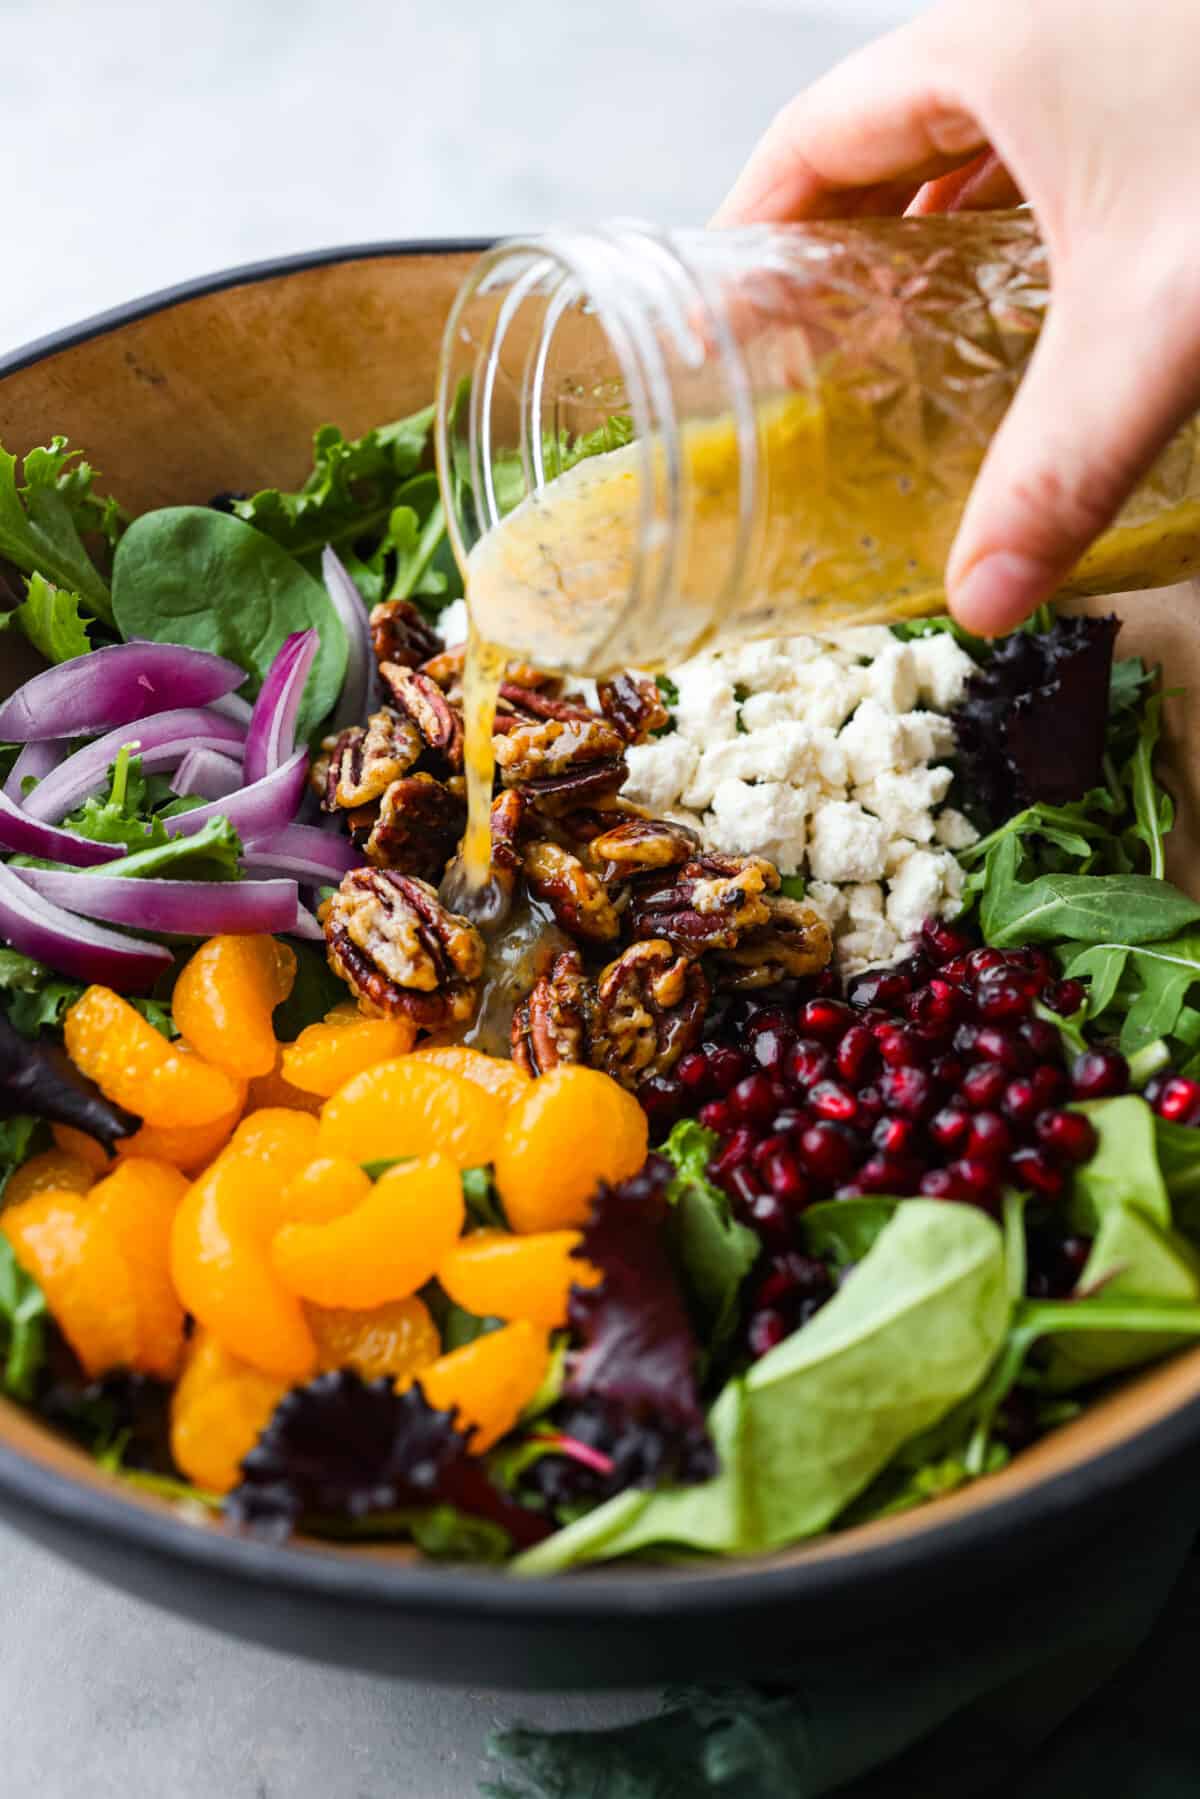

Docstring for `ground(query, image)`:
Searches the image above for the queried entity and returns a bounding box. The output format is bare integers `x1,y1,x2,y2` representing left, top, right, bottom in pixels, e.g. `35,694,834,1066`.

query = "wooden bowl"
2,244,1200,1690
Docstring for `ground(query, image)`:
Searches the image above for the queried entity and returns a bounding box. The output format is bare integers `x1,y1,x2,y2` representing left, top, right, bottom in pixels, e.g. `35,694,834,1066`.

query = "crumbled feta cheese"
622,736,699,815
865,642,920,714
885,849,949,939
808,801,889,883
806,881,848,928
898,710,956,765
712,638,798,690
885,836,919,875
858,766,954,842
935,807,980,850
682,722,814,810
671,659,740,742
706,778,808,872
845,881,885,923
838,699,908,785
823,626,897,660
840,919,901,974
436,598,470,646
910,634,975,710
738,690,799,731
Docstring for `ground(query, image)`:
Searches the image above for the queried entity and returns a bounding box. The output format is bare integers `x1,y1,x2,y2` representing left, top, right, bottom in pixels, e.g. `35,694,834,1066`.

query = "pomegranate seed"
930,1105,971,1151
729,1073,777,1126
751,1024,795,1075
855,1084,885,1126
974,1025,1031,1071
834,1183,865,1199
906,978,967,1036
920,1167,969,1200
800,998,855,1043
763,1149,811,1205
846,969,912,1009
747,1308,789,1358
873,1115,918,1156
1070,1049,1129,1100
967,947,1007,979
940,954,972,985
974,979,1034,1022
711,1126,759,1180
677,1051,713,1095
706,1045,750,1089
878,1065,935,1119
752,1132,791,1173
952,1022,981,1056
737,1187,793,1248
1156,1076,1200,1124
698,1098,734,1134
1008,947,1057,984
799,1121,857,1182
960,1062,1008,1108
1061,1234,1093,1277
857,1154,914,1194
894,952,932,985
757,1253,830,1307
809,1080,859,1124
1019,1018,1062,1060
877,1025,930,1068
771,1106,810,1137
949,1156,1000,1204
1002,1078,1039,1125
1010,1146,1065,1198
1035,1109,1098,1163
930,1053,965,1091
1029,1064,1066,1108
836,1024,878,1084
966,1111,1012,1160
785,1038,834,1091
638,1074,684,1125
920,917,976,963
1043,978,1088,1017
1142,1074,1169,1107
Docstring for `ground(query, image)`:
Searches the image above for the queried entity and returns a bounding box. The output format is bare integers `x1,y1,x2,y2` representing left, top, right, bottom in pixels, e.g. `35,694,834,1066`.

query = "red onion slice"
243,630,319,786
171,748,244,801
16,867,302,936
23,709,246,824
3,739,64,803
0,860,171,991
165,749,309,842
207,692,254,726
324,548,379,733
291,902,325,941
0,643,246,742
240,822,359,884
0,785,123,867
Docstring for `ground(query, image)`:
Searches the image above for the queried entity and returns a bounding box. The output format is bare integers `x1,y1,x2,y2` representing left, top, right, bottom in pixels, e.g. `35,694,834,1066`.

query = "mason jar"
435,212,1200,675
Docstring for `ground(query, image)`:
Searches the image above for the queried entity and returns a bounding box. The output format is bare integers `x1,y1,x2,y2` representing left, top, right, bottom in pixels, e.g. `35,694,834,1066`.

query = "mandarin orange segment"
281,1015,417,1098
438,1228,600,1328
279,1156,371,1226
494,1066,649,1232
318,1060,504,1170
245,1050,323,1116
89,1158,188,1379
115,1089,246,1175
409,1044,532,1108
226,1107,321,1177
4,1148,93,1208
51,1124,112,1176
307,1295,441,1382
415,1321,550,1451
173,934,297,1080
170,1154,317,1379
64,986,243,1128
271,1154,465,1309
2,1193,138,1378
170,1330,288,1494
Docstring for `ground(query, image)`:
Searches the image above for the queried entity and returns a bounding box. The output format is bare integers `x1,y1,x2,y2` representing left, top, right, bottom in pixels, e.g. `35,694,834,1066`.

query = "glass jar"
436,212,1200,675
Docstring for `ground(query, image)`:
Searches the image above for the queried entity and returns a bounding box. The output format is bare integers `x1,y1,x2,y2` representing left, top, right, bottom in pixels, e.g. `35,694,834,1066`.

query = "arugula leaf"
1123,694,1173,879
661,1121,759,1360
0,438,115,624
112,508,347,738
979,833,1200,947
338,473,459,614
1064,936,1200,1054
0,1234,47,1401
0,574,92,664
1068,1096,1169,1232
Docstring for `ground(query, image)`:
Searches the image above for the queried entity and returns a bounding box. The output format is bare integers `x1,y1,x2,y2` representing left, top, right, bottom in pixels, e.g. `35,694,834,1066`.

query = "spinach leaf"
1068,1096,1169,1232
271,942,347,1041
1042,1203,1200,1388
112,508,347,737
660,1121,759,1359
0,1228,47,1401
0,574,92,664
0,438,115,624
798,1195,898,1267
980,833,1200,947
515,1202,1008,1571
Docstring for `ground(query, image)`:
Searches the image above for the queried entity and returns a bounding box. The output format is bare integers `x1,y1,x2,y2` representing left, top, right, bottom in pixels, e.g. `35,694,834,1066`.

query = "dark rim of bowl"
1,237,1200,1625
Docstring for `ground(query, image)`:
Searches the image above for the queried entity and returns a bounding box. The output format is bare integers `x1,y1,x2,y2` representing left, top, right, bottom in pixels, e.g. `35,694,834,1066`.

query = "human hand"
714,0,1200,634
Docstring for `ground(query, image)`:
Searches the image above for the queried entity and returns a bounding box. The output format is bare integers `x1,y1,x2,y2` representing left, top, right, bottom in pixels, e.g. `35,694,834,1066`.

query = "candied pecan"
552,800,648,846
493,716,627,786
321,711,424,811
627,853,777,952
380,665,464,770
310,746,333,802
597,673,669,744
417,644,465,695
511,949,596,1076
365,773,466,881
489,789,529,883
324,870,484,1028
521,840,621,944
711,897,833,991
369,598,441,671
498,682,595,724
590,941,709,1089
589,817,699,881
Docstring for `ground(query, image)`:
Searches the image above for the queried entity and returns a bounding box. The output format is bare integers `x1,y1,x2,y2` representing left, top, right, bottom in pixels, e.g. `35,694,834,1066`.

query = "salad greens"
0,573,93,665
0,438,119,628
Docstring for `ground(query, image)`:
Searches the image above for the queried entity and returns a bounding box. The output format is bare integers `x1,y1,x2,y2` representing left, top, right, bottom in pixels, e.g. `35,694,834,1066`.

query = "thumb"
947,267,1200,635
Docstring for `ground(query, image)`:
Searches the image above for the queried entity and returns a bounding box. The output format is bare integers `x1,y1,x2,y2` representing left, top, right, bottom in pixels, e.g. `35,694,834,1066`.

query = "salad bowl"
2,242,1200,1689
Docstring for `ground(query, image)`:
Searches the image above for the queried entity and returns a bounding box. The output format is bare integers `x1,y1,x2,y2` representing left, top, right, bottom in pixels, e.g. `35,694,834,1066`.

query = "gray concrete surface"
1,0,922,1792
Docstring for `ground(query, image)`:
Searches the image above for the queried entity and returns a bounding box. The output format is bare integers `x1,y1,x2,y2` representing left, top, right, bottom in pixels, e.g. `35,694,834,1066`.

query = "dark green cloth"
485,1490,1200,1797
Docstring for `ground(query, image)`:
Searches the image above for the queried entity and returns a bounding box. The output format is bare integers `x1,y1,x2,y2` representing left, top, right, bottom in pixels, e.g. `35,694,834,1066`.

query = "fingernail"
950,552,1053,634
